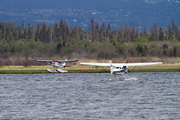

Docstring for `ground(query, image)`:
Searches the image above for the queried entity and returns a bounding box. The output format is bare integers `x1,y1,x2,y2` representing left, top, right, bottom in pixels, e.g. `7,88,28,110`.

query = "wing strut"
129,65,137,72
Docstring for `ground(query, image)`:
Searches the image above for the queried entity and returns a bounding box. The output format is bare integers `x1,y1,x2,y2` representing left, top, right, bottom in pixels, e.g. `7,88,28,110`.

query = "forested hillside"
0,18,180,66
0,0,180,30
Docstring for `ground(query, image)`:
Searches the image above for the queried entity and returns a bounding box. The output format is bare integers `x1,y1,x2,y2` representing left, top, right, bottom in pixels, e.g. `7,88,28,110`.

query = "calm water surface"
0,72,180,120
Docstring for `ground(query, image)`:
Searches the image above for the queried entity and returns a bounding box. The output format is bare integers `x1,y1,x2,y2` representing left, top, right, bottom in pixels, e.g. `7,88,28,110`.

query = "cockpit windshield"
116,67,121,69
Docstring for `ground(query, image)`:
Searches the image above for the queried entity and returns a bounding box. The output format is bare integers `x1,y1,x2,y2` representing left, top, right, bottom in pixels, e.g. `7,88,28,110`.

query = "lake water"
0,72,180,120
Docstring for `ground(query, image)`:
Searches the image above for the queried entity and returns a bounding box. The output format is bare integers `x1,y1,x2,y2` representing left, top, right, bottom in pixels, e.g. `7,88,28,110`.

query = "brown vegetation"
1,18,180,67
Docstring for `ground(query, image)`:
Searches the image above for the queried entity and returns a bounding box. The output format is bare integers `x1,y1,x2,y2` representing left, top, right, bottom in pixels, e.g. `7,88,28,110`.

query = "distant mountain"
0,0,180,30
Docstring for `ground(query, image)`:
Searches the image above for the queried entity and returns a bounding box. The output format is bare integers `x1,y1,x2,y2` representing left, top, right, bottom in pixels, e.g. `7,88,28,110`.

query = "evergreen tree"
61,20,66,41
125,24,131,42
121,23,125,42
135,29,139,38
72,26,78,40
18,29,23,39
28,27,33,40
49,23,53,43
66,24,70,43
177,30,180,41
117,29,122,43
131,25,136,42
41,22,47,42
47,27,51,43
13,28,18,40
95,20,100,42
167,23,173,39
173,47,177,57
90,17,95,42
59,19,63,40
100,22,106,42
57,42,62,51
53,22,58,41
159,27,164,41
154,23,158,40
172,19,175,39
149,27,155,41
84,29,88,41
23,27,28,39
107,23,111,43
175,23,179,39
1,21,6,39
143,27,148,38
35,23,40,41
5,27,11,42
163,49,167,56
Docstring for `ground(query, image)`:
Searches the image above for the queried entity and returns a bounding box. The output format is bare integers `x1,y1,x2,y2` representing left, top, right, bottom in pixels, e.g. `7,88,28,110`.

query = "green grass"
131,69,180,72
0,64,180,74
0,70,47,74
0,69,180,74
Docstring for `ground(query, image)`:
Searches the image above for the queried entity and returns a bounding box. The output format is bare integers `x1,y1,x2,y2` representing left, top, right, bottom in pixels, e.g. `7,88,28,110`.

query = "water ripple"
0,72,180,119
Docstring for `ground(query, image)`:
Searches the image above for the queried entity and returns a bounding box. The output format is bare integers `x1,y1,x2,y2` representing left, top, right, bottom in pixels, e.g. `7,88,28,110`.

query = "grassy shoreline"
0,69,180,74
0,64,180,74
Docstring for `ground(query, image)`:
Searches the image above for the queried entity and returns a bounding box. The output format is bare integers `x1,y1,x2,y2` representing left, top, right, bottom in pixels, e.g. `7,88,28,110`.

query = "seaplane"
35,59,78,73
80,60,163,80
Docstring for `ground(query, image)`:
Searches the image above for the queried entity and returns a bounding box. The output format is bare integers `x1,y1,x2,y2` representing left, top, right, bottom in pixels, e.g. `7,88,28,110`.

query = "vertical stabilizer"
110,60,113,75
62,63,66,68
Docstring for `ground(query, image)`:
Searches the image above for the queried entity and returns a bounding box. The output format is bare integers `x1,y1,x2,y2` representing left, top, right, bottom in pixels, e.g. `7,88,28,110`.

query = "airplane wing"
80,63,111,66
35,59,78,63
35,60,53,63
54,60,79,63
80,62,163,67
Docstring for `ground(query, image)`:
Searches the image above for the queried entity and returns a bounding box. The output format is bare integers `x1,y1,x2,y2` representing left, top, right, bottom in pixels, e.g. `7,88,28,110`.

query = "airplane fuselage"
112,66,129,75
52,62,66,68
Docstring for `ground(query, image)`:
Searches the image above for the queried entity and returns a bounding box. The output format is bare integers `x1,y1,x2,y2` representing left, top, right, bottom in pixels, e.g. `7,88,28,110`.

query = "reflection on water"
0,73,180,119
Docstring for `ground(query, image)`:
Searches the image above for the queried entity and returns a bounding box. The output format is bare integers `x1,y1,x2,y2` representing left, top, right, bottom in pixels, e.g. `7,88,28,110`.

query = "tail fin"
110,60,113,75
62,63,66,68
63,59,67,68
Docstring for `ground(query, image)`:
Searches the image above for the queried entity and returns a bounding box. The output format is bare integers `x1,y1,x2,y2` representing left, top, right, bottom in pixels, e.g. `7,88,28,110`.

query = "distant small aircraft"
80,60,163,80
35,59,78,73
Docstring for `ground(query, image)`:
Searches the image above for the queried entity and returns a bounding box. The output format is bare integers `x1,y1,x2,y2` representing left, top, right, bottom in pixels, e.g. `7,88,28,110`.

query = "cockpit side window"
116,67,122,69
123,66,126,69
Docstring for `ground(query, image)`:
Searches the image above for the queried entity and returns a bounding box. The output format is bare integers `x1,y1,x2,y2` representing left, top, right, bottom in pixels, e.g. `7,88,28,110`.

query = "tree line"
0,18,180,65
1,18,180,43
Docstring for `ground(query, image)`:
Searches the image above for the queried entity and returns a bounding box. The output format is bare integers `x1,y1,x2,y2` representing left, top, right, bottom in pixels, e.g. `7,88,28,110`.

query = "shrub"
97,52,105,59
163,43,168,49
168,39,178,43
135,37,149,43
63,47,72,55
28,39,35,43
57,42,63,51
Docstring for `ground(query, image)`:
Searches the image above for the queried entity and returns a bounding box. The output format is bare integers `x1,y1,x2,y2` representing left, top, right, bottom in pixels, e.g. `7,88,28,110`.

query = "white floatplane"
35,59,78,73
80,60,163,80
